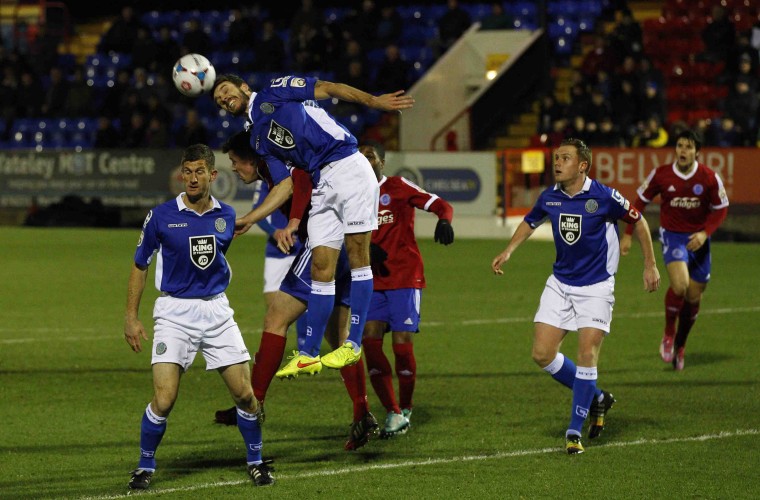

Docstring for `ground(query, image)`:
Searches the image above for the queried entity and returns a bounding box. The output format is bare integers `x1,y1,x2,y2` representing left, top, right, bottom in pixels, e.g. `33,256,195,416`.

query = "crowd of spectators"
2,1,759,150
537,4,760,149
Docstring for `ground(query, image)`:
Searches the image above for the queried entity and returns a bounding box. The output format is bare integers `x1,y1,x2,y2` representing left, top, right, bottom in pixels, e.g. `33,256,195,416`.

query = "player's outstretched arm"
314,80,415,112
235,177,294,237
632,217,660,292
124,263,149,353
492,221,534,275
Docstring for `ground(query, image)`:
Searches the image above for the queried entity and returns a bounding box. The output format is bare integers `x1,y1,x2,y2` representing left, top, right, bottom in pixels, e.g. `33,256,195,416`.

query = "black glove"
434,219,454,245
370,243,390,277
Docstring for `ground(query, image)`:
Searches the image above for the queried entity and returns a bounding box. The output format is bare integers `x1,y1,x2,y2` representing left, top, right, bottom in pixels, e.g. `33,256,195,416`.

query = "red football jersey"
636,161,729,233
372,176,453,290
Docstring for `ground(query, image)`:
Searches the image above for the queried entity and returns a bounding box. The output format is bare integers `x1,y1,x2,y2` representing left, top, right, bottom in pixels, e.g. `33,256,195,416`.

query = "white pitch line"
2,306,759,343
78,428,759,500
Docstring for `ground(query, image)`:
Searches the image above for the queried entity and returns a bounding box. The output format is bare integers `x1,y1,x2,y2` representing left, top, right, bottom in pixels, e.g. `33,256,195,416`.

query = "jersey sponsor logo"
270,76,291,87
585,199,598,213
377,209,394,226
260,102,274,114
351,314,360,325
291,77,306,87
692,183,704,195
670,197,701,209
611,189,625,207
189,235,216,270
156,342,167,355
168,223,188,228
380,193,391,206
267,120,295,149
559,213,582,245
667,185,676,192
546,201,562,206
214,218,227,232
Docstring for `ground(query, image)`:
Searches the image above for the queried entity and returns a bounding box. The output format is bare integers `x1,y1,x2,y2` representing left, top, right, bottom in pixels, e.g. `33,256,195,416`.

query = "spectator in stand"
611,77,640,144
15,70,43,118
0,65,18,126
632,115,669,148
145,92,172,126
722,75,758,145
637,57,664,92
726,53,759,90
99,6,144,54
726,31,759,80
586,86,612,125
481,2,514,30
175,108,209,148
609,9,642,59
337,39,367,83
101,69,131,118
94,116,120,148
592,116,625,147
290,0,322,45
667,120,691,147
373,44,410,94
707,117,743,147
566,82,590,121
121,111,148,148
132,67,153,103
699,5,736,63
290,21,326,72
437,0,472,54
41,66,69,117
144,116,170,148
181,19,212,56
256,20,286,72
227,8,256,51
64,66,94,117
131,27,158,73
639,80,666,125
538,94,566,135
375,6,403,48
154,27,181,73
343,0,377,50
581,34,617,79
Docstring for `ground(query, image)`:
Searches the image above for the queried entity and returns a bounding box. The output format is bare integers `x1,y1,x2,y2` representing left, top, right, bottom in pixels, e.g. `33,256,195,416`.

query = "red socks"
664,287,685,338
251,331,286,402
363,337,400,413
340,358,369,421
675,300,700,348
393,342,416,411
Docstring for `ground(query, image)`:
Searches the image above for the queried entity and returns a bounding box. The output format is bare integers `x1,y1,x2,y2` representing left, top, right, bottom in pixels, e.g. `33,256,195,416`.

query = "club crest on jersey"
380,193,391,206
693,183,704,195
267,120,295,149
214,218,226,232
156,342,167,355
585,199,598,213
189,235,216,270
260,102,274,114
559,214,582,245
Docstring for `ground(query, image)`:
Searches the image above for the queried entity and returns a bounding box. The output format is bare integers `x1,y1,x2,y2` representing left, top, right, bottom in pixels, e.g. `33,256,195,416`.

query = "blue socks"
236,407,263,465
567,366,597,437
346,267,373,349
137,403,166,471
301,280,335,357
543,353,602,398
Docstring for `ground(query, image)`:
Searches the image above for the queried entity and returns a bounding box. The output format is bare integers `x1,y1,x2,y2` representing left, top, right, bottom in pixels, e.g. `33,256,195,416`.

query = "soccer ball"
172,53,216,97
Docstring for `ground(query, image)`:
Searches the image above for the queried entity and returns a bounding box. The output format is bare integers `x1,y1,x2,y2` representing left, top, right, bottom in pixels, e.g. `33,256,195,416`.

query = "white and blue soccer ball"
172,53,216,97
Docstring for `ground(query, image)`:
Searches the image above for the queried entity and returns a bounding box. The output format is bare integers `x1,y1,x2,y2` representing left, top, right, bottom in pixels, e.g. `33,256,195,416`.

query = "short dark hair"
560,138,592,170
222,130,257,161
212,73,245,94
674,129,702,151
360,142,386,161
181,144,215,168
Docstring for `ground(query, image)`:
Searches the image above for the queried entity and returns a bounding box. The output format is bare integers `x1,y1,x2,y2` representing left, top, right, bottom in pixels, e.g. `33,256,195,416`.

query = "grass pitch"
1,227,758,499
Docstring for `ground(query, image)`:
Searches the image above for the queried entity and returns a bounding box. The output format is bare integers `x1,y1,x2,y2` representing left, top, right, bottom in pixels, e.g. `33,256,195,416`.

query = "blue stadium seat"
400,24,438,45
462,3,492,22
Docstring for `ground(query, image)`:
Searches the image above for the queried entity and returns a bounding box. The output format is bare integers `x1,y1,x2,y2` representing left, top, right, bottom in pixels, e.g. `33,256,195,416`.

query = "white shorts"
533,274,615,333
307,151,379,248
263,255,296,293
151,293,251,371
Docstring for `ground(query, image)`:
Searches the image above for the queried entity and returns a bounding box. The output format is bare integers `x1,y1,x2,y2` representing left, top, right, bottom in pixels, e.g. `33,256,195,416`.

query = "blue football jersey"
245,75,358,186
134,194,236,298
524,178,641,286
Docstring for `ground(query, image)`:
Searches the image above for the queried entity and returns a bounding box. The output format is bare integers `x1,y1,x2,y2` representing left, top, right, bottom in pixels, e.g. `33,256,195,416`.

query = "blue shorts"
659,228,712,283
367,288,422,333
279,239,351,305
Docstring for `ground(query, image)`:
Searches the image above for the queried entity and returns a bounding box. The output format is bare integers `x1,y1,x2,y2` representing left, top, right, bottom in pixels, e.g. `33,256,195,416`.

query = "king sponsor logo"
189,235,216,270
559,213,582,245
267,120,296,149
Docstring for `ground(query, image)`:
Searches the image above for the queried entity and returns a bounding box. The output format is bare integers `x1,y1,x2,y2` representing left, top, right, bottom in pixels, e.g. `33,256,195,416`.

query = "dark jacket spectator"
481,2,514,30
373,44,410,93
99,6,144,54
64,66,95,117
700,5,736,62
375,6,403,47
16,70,44,118
154,27,181,71
131,26,158,73
438,0,472,51
181,19,212,55
94,116,120,148
256,20,286,72
41,67,69,117
174,109,209,148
